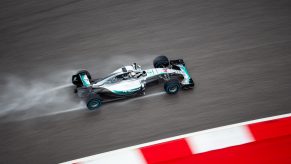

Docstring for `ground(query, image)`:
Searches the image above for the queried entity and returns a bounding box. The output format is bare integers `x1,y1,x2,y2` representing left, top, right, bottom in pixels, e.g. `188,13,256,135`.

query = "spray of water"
0,55,164,121
119,91,166,105
0,70,84,121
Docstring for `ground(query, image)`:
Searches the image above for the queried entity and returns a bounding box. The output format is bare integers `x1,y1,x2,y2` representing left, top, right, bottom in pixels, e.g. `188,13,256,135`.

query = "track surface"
0,0,291,163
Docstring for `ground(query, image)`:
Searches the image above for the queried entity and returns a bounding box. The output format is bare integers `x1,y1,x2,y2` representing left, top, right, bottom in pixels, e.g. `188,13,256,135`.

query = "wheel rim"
88,99,100,109
168,85,178,93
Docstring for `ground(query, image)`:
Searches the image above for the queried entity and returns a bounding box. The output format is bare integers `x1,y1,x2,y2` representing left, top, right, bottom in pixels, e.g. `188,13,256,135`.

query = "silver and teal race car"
72,56,194,110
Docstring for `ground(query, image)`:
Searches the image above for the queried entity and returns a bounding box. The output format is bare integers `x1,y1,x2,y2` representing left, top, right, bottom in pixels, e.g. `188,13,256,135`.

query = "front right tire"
164,79,180,94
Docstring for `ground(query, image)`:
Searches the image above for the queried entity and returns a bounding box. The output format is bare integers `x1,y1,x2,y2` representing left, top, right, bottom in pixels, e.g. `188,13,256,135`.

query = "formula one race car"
72,55,194,110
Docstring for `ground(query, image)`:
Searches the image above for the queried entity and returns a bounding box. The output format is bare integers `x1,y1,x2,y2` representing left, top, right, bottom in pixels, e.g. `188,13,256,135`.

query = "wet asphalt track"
1,0,291,163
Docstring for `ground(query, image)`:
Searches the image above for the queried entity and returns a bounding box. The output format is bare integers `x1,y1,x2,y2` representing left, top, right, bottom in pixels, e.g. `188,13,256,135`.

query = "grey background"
0,0,291,163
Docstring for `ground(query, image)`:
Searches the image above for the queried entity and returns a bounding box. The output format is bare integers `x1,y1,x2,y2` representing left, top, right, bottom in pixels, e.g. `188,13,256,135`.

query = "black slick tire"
153,56,169,68
164,79,180,94
86,94,102,111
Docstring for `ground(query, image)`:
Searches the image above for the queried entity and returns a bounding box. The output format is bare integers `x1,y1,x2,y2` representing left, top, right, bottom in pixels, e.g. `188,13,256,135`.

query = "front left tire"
153,55,169,68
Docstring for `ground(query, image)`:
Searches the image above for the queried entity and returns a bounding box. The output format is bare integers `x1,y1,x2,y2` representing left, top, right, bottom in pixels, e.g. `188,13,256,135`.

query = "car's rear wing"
72,72,93,98
72,71,91,87
79,73,91,87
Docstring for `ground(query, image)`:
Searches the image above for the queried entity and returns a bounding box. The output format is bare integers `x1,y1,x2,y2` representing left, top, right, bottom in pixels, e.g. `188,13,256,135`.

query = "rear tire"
86,94,102,111
164,79,180,94
153,55,169,68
